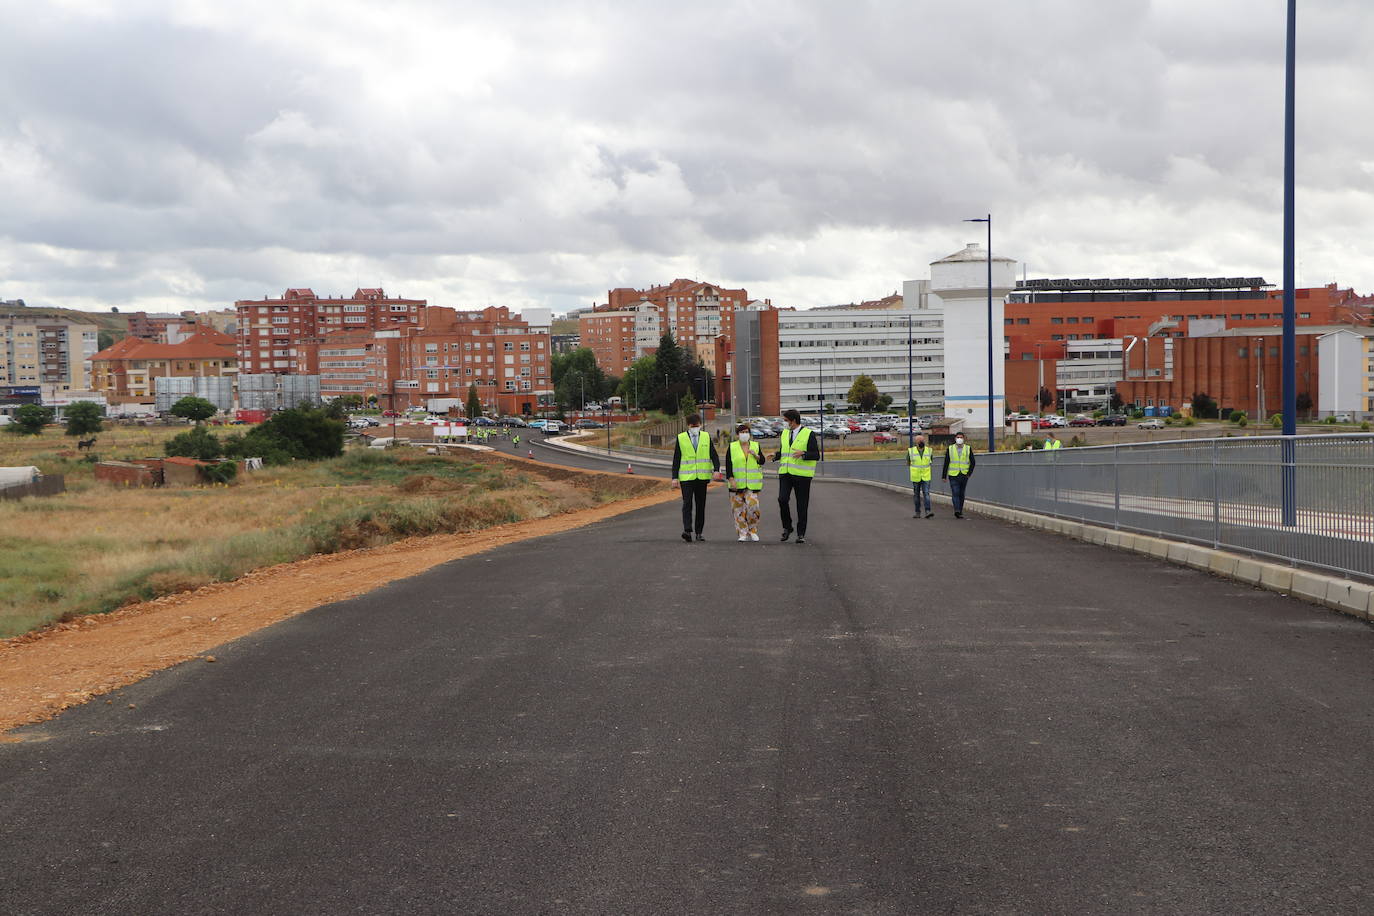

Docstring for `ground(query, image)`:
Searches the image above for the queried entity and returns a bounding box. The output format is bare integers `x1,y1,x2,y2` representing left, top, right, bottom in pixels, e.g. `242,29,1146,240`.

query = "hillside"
0,302,128,340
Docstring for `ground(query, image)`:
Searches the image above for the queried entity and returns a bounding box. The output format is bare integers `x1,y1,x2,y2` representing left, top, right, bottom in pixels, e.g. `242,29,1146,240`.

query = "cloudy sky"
2,0,1371,315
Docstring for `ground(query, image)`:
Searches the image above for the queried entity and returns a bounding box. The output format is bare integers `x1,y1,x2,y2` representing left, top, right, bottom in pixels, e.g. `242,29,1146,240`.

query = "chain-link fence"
819,434,1374,582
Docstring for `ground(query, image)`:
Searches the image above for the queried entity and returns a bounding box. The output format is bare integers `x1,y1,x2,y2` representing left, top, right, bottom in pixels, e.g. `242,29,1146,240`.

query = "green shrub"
1270,414,1282,428
165,426,224,459
1324,416,1338,425
198,460,238,485
1230,410,1248,425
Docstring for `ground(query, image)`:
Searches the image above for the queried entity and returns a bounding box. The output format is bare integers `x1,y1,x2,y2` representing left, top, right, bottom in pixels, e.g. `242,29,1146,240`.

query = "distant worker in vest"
941,432,976,519
907,433,935,519
772,409,819,543
725,422,766,542
672,413,720,543
1043,431,1062,450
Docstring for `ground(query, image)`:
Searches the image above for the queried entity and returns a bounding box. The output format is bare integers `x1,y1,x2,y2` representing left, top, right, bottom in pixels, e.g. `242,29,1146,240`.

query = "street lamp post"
1280,0,1298,526
964,214,995,452
906,313,914,449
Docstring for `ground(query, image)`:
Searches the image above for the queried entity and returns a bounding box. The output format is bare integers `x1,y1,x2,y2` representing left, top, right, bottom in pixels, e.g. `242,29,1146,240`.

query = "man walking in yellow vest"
907,433,935,519
941,432,976,519
772,408,819,543
672,413,720,542
1043,431,1062,450
725,422,766,542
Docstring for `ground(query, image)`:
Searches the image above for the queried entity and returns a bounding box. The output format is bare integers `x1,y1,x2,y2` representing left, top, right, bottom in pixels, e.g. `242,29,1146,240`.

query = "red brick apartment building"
235,288,426,374
297,306,552,416
581,279,750,375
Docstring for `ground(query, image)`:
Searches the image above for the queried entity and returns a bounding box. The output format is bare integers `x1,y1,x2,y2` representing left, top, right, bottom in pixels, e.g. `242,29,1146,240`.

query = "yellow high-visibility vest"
1043,439,1062,450
947,443,972,476
729,441,764,491
907,445,932,483
779,427,816,478
677,431,712,481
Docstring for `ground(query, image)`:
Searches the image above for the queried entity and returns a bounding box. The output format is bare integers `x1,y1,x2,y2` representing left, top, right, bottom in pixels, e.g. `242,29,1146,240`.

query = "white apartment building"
775,308,945,412
1,315,99,391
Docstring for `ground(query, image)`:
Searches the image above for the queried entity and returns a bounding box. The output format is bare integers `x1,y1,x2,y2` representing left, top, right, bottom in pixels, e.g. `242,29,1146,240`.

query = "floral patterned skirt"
730,489,761,537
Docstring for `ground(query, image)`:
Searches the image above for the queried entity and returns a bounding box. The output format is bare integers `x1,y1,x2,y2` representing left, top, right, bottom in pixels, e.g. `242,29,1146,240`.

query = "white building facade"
922,243,1016,431
775,307,944,412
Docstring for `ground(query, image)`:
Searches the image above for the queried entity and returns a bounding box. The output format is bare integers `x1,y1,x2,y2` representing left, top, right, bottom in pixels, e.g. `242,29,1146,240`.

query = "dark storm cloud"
0,0,1370,314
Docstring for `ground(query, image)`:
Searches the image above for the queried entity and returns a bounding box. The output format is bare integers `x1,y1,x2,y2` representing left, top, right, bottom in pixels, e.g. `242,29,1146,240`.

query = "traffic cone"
626,463,634,474
527,449,534,459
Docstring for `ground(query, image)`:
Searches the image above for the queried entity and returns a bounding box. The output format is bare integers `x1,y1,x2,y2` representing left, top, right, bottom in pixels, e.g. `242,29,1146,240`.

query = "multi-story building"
734,302,945,416
1004,279,1372,414
582,279,751,375
1,315,99,391
235,288,426,375
734,245,1019,424
88,327,239,402
298,306,553,416
126,311,182,341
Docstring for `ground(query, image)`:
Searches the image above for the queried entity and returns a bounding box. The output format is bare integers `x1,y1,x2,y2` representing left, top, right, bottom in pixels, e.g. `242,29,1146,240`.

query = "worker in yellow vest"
725,423,767,542
941,432,976,519
671,412,720,542
772,408,819,543
1043,431,1062,450
907,433,934,519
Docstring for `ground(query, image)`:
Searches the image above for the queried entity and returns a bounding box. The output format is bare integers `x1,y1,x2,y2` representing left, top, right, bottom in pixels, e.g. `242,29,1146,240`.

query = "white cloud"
0,0,1370,316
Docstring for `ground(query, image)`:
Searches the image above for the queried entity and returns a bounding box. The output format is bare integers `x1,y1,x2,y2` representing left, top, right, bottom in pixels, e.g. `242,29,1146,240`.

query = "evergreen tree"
654,333,688,414
466,383,482,419
5,404,54,436
846,375,880,411
63,401,104,436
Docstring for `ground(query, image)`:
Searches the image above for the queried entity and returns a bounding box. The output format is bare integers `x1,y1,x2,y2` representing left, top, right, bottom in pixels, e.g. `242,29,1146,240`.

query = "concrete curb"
821,476,1374,623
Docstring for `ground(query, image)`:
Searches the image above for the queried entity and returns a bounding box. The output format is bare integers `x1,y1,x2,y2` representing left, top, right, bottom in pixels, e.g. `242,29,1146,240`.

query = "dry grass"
0,446,654,638
0,423,189,484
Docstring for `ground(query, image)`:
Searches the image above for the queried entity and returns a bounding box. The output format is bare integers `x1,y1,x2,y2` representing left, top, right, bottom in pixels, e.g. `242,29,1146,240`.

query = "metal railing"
819,435,1374,582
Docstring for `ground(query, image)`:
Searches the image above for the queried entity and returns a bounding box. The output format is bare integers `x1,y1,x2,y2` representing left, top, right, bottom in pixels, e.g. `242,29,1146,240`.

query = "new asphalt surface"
3,441,1374,914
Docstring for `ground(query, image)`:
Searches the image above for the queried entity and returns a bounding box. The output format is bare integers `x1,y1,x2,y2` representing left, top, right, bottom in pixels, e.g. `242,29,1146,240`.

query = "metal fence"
819,434,1374,582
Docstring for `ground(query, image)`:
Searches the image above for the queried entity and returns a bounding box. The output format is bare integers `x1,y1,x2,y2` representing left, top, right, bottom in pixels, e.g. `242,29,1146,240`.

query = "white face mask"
738,432,750,443
955,437,964,445
689,425,700,433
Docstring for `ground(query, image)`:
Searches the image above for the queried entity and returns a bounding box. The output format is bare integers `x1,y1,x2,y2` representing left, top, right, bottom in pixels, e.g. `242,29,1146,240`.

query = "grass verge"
1,447,656,638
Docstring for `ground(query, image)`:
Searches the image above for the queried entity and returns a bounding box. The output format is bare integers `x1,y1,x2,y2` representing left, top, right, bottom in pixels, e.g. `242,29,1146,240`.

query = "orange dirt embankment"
1,458,674,737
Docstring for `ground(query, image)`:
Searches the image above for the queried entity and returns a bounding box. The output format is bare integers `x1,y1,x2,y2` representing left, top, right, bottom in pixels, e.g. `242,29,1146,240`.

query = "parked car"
543,420,564,434
1096,414,1127,426
1069,416,1095,427
381,410,400,417
819,427,850,439
1138,418,1165,429
528,419,548,430
574,419,604,429
1332,413,1354,423
749,426,776,439
873,431,899,444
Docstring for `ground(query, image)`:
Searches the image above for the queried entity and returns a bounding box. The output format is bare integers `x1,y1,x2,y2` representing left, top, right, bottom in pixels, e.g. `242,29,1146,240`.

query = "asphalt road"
3,461,1374,913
